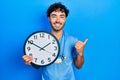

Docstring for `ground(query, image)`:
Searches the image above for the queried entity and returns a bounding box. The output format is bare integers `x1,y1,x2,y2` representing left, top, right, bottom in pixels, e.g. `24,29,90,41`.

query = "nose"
56,17,60,22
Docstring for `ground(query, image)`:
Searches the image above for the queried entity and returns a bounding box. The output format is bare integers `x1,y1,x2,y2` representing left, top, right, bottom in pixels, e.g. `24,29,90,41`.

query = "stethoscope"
54,31,66,64
59,31,66,61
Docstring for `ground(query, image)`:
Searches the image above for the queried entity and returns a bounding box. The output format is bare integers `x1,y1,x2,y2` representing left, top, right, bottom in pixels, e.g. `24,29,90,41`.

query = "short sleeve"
72,46,78,58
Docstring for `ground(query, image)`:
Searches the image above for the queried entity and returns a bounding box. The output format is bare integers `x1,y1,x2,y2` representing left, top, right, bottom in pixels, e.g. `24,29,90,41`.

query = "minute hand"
28,41,44,50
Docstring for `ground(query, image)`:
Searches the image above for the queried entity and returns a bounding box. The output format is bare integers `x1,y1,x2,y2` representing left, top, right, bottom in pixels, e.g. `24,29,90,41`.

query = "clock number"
54,46,57,51
52,40,55,44
27,47,31,51
34,58,37,62
48,35,50,39
29,53,33,56
48,57,51,62
41,60,45,64
28,40,33,44
34,35,37,39
52,53,56,57
40,33,45,38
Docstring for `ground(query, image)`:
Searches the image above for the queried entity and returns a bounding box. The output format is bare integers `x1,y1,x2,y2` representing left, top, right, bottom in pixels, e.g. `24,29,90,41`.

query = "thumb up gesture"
75,39,88,56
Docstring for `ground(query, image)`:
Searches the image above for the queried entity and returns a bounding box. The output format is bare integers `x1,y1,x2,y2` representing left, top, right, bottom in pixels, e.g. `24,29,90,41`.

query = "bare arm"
74,54,84,69
74,39,88,69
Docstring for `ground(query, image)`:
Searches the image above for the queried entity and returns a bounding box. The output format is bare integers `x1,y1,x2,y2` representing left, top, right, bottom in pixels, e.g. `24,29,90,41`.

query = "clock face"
24,31,60,66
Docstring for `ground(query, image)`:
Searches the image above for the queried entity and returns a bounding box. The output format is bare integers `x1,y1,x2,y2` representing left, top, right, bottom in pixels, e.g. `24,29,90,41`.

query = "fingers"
75,39,88,56
75,38,88,49
22,55,33,65
75,41,83,49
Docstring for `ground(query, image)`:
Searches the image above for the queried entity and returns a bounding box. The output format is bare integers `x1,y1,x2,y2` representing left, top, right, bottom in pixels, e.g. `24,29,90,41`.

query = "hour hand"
40,42,51,51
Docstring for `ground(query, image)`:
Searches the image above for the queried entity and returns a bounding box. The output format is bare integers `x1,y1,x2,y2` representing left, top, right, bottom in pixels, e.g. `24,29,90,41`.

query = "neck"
51,30,63,40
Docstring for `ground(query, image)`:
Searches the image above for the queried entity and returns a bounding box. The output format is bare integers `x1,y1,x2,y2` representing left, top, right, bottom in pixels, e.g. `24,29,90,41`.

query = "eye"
60,16,65,18
60,14,65,18
50,14,57,18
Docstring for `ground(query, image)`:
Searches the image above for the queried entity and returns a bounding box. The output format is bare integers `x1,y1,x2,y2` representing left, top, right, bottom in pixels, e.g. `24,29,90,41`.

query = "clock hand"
28,41,52,54
40,42,51,51
28,41,44,50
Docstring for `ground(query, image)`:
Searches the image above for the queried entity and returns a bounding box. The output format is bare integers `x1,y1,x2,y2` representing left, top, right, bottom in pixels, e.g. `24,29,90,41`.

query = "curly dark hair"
47,2,69,17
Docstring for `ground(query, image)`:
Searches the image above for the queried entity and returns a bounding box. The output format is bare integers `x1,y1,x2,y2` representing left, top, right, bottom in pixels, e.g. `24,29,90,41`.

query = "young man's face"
48,10,66,32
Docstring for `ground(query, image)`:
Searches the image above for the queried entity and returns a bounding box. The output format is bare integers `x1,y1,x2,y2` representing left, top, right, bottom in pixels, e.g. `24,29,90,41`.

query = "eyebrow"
50,14,65,17
51,14,56,16
60,14,65,16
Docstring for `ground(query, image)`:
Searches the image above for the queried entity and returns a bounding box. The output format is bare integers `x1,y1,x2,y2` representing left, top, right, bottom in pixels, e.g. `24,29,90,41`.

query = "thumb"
83,38,88,45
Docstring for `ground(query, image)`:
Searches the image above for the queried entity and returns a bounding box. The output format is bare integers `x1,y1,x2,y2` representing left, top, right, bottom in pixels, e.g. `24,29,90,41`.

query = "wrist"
78,53,83,57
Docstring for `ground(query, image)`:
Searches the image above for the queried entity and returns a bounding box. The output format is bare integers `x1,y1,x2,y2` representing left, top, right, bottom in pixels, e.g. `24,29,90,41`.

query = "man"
23,2,88,80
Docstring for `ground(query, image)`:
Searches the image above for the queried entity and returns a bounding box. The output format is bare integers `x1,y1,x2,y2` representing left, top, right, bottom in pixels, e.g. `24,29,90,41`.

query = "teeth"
55,23,60,27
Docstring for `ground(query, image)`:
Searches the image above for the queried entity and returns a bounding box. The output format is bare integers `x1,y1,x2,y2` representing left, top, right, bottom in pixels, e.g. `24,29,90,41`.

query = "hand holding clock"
23,55,33,65
23,42,54,65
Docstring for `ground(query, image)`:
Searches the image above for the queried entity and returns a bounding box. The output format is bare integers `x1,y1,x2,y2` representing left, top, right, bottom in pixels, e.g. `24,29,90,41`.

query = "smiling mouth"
55,23,61,27
54,22,62,26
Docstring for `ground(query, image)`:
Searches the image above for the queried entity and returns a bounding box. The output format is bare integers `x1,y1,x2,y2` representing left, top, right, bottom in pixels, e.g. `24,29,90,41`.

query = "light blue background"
1,0,120,80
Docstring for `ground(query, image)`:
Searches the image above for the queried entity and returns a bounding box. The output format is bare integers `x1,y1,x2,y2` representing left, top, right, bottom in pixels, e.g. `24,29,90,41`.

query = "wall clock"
24,31,60,68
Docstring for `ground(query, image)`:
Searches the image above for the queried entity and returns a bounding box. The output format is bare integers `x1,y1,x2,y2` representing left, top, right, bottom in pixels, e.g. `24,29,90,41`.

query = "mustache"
54,22,62,24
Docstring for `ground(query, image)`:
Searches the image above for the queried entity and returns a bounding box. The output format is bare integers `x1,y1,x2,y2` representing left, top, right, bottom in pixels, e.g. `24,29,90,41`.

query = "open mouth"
55,23,61,27
54,22,62,27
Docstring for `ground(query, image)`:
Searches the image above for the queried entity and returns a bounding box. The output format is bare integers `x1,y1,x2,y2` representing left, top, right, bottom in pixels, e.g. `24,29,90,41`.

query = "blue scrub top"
42,32,78,80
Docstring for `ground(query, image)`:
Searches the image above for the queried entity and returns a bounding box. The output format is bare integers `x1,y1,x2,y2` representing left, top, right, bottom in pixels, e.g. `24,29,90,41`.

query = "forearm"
74,39,88,69
74,53,84,69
